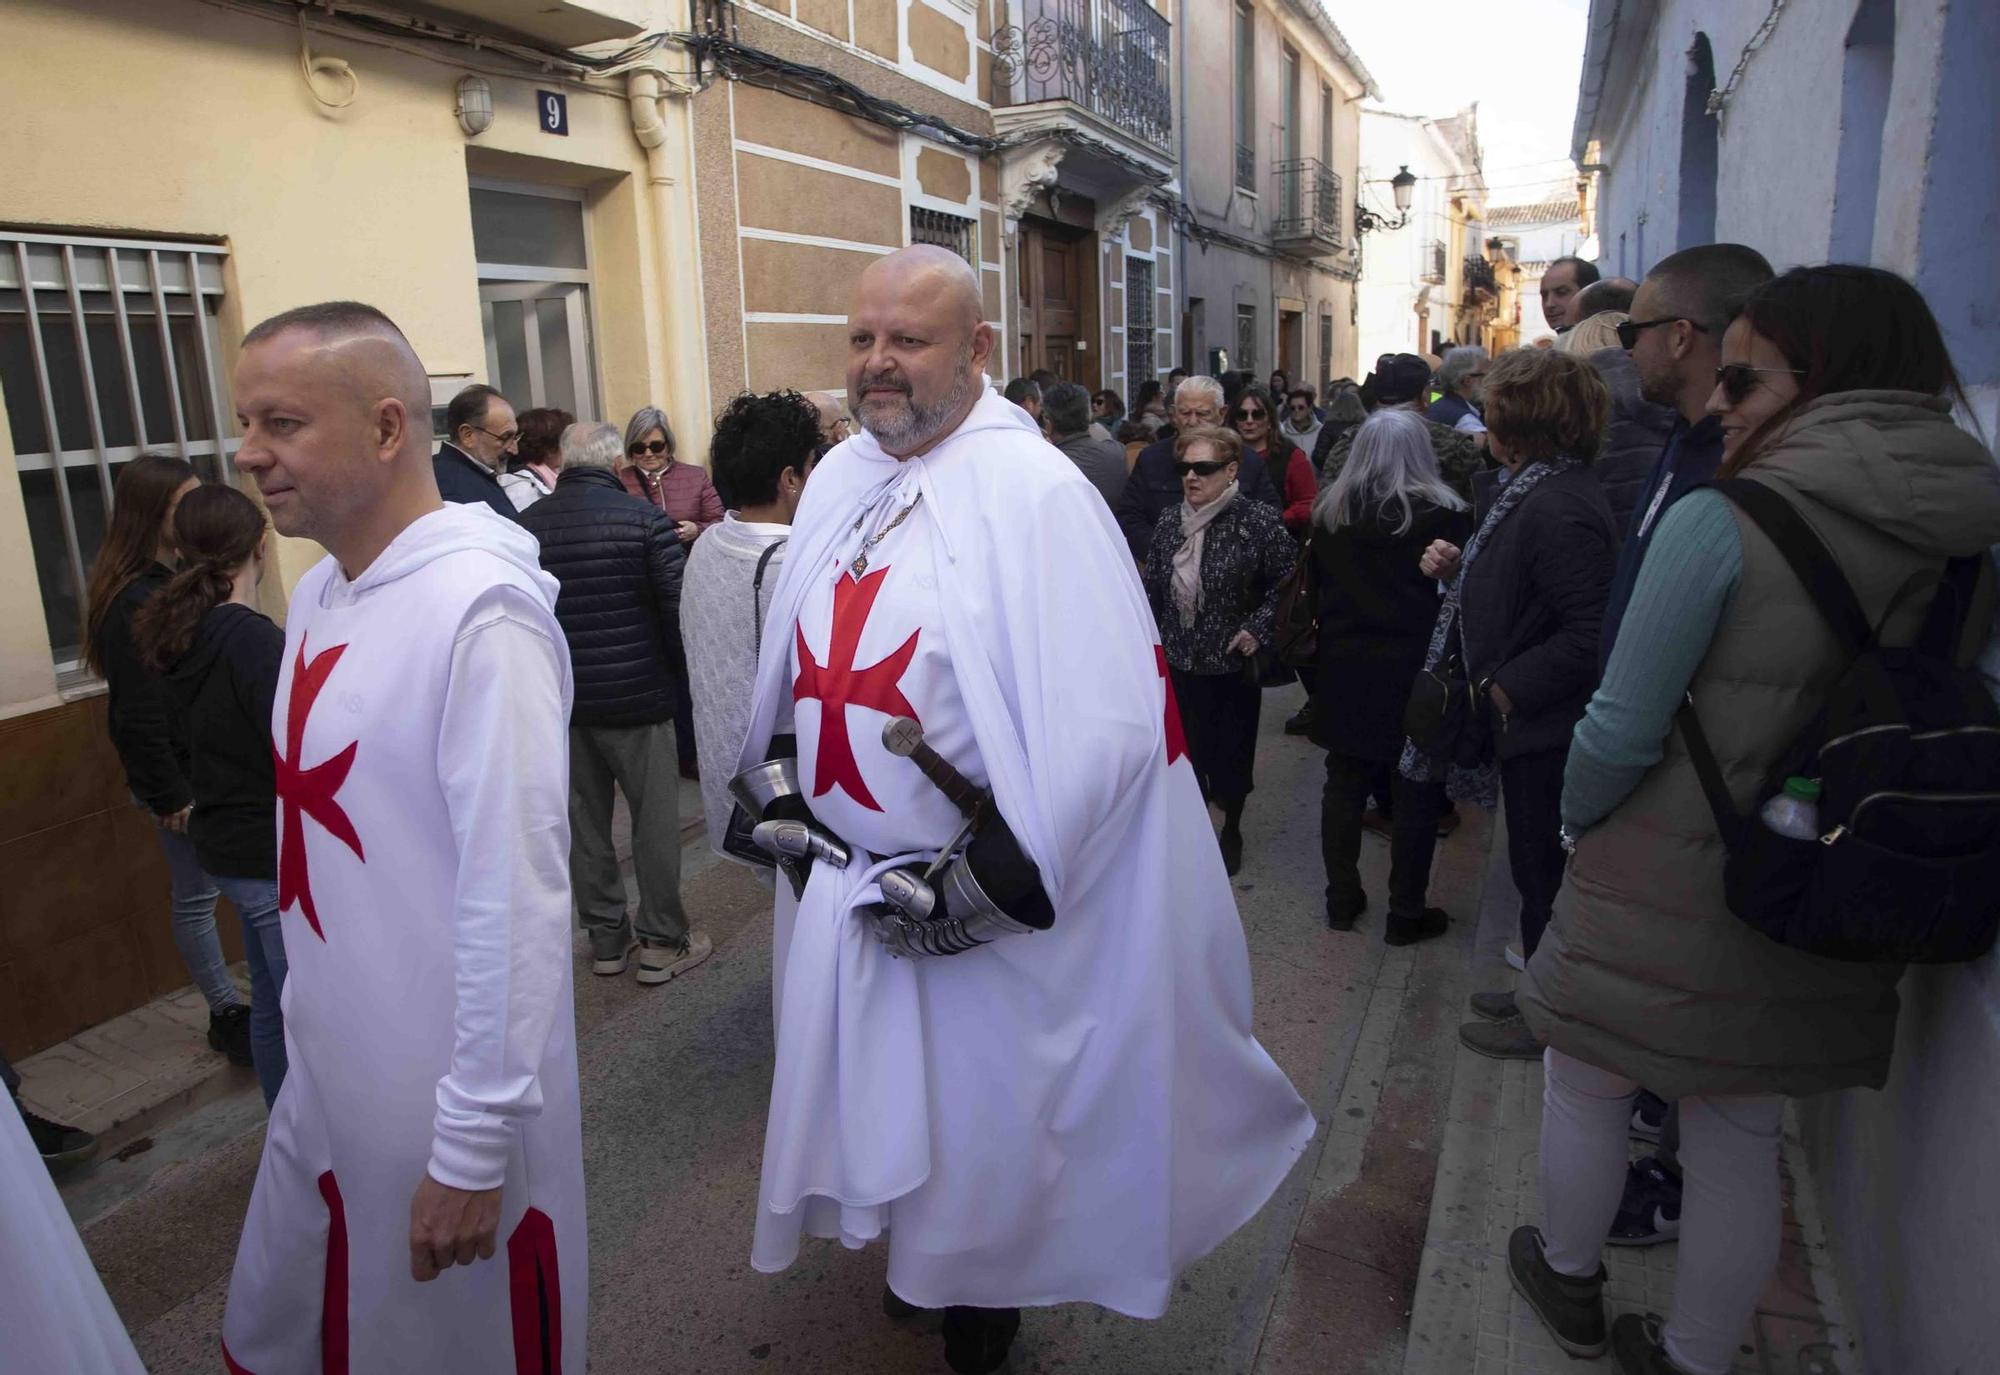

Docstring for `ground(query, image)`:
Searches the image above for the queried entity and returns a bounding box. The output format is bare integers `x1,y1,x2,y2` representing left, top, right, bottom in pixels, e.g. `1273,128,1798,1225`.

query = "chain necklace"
848,491,923,577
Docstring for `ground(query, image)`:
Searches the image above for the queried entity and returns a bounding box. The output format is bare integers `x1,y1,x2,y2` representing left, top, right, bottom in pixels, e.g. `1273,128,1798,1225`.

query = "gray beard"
860,352,979,452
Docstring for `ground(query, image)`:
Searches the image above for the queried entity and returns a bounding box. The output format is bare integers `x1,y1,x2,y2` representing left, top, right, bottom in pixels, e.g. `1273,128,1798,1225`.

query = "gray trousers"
569,720,688,956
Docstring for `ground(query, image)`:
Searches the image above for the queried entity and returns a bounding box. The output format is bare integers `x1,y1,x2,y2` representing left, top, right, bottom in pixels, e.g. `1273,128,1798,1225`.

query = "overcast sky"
1328,0,1591,207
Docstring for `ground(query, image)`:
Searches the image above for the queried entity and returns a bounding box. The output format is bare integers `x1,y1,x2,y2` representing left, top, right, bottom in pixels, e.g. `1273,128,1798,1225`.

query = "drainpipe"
627,68,711,465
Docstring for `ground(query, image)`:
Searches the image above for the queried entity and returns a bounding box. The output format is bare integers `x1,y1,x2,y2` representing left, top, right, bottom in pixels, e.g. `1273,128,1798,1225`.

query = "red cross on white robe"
793,568,921,812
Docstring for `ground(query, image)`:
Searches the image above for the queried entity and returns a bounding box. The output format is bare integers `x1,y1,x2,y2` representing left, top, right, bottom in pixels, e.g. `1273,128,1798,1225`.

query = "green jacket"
1518,392,2000,1099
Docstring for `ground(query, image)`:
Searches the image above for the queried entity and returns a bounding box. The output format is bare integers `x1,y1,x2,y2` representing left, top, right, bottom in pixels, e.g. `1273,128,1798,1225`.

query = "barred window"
910,207,977,267
0,231,232,674
1125,258,1155,387
1235,304,1257,372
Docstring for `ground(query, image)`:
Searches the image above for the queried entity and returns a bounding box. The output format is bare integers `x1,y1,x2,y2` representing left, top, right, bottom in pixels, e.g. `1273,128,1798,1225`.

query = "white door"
479,281,596,419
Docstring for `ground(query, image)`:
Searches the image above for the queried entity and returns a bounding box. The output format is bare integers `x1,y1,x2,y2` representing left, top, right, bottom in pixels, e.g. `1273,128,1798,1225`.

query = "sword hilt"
882,716,989,821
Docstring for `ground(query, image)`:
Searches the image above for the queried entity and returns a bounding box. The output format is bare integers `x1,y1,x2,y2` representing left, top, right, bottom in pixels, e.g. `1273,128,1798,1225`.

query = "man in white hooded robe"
730,246,1315,1374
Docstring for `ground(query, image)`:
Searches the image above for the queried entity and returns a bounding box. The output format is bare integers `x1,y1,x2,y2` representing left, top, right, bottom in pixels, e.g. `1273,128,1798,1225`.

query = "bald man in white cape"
731,246,1313,1372
219,303,584,1373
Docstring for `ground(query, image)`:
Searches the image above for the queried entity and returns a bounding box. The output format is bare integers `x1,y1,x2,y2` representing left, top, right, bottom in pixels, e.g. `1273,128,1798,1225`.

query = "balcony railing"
1464,254,1498,300
1271,158,1343,252
993,0,1172,153
1422,240,1447,284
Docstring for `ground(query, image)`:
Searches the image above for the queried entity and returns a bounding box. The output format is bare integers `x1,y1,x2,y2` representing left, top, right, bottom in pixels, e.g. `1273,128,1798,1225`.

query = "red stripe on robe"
507,1207,563,1375
318,1171,349,1375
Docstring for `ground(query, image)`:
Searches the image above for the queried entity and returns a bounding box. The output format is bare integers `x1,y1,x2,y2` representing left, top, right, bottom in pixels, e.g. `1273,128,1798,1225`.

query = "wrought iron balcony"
1464,254,1498,300
1422,239,1447,284
1271,159,1344,254
992,0,1173,153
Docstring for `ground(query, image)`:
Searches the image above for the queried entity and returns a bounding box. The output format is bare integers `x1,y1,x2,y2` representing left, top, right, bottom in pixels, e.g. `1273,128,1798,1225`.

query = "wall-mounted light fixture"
455,75,493,137
1356,166,1418,234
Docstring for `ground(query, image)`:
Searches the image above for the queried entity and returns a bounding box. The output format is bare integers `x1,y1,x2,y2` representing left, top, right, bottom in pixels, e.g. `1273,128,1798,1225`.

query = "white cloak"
223,505,586,1373
738,384,1316,1317
0,1094,147,1374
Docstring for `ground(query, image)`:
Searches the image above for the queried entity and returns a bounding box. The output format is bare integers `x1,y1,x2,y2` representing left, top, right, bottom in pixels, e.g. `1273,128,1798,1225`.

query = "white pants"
1538,1048,1784,1375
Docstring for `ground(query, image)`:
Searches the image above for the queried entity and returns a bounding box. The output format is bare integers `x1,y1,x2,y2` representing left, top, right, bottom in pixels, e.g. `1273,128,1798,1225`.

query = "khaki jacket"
1519,392,2000,1099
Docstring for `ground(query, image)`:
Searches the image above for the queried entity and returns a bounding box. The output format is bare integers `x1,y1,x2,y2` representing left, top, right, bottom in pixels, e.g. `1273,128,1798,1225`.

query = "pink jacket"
619,461,724,537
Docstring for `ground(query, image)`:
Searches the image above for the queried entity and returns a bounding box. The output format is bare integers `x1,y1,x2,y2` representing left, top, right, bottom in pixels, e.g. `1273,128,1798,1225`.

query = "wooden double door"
1016,218,1099,388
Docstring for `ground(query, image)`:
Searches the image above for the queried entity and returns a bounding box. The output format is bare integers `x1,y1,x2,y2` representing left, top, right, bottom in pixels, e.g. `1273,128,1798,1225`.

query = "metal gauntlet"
865,819,1054,959
727,742,847,895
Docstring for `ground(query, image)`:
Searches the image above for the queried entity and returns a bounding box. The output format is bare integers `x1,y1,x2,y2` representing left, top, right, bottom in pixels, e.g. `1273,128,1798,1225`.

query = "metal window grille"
910,207,977,268
1318,312,1333,396
1235,304,1257,372
1423,239,1448,284
1125,258,1155,386
0,231,232,673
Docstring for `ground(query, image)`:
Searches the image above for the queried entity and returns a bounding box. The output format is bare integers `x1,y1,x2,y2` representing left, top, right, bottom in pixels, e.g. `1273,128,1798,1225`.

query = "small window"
910,207,977,268
1126,258,1155,388
1235,304,1258,372
0,231,231,675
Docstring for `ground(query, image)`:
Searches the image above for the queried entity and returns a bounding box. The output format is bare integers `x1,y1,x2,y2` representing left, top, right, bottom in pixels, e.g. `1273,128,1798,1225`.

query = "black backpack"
1678,479,2000,964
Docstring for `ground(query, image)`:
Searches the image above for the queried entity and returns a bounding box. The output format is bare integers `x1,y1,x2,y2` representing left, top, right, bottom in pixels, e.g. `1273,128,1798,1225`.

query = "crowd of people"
7,234,1998,1375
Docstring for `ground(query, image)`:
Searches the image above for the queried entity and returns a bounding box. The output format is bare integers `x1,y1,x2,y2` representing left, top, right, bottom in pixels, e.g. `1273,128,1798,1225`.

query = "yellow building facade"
0,0,711,1051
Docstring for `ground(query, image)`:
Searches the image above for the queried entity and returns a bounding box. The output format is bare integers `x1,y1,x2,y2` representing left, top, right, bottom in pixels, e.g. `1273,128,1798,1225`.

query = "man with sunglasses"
1602,244,1774,671
434,383,522,522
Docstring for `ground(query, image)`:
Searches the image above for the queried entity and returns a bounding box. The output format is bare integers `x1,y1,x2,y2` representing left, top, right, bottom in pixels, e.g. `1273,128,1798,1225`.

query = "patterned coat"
1142,495,1298,676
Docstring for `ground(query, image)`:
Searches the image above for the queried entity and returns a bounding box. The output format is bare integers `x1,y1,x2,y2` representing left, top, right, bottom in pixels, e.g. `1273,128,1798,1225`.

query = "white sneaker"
591,937,638,977
1504,942,1525,971
637,932,714,985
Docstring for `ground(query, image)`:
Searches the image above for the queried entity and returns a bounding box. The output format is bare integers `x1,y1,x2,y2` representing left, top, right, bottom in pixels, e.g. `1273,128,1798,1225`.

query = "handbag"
1270,537,1318,669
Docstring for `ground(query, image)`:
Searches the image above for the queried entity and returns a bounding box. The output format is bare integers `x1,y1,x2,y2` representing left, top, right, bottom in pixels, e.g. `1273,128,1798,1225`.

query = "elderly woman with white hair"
1308,410,1472,940
620,404,724,545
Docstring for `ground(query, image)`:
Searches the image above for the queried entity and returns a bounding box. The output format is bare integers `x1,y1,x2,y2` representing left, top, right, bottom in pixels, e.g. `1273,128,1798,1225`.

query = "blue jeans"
154,821,242,1013
210,875,288,1107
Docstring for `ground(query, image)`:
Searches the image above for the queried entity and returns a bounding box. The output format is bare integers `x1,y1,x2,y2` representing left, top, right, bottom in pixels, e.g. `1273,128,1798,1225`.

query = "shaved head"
233,301,442,574
847,246,995,458
805,390,849,446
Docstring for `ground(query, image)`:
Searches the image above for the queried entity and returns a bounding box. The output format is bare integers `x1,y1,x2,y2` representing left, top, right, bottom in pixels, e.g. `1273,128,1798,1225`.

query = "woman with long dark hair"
1231,383,1317,536
83,455,250,1066
1508,267,2000,1372
499,405,572,512
1310,411,1471,940
133,485,288,1106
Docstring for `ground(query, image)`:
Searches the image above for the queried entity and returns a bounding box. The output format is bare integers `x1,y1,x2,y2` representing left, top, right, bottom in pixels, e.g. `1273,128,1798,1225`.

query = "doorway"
1278,306,1303,381
1016,218,1098,387
469,178,601,416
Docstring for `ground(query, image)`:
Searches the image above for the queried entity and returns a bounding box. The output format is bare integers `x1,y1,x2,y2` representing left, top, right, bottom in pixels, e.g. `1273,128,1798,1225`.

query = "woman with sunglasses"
1508,266,2000,1374
1231,383,1317,537
620,405,724,546
1142,427,1297,875
622,405,722,779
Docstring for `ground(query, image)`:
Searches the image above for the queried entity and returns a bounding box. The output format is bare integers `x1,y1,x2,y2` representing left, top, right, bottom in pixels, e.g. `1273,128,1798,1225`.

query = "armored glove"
864,815,1054,959
726,739,848,897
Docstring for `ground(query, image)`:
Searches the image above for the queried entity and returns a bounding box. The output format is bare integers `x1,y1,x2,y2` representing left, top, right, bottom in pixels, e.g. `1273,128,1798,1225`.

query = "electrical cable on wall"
298,8,358,108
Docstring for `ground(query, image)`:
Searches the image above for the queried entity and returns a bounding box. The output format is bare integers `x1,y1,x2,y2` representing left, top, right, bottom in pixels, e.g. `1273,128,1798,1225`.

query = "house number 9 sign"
537,90,569,136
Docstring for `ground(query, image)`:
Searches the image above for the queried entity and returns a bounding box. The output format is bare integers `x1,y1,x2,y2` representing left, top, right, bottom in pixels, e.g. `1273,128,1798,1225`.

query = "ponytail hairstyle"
132,484,267,671
82,453,198,673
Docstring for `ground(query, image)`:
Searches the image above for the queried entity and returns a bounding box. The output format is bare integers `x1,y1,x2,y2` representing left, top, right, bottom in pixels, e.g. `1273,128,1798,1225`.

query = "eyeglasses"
1714,362,1806,404
474,426,520,445
629,440,670,456
1615,317,1707,350
1175,460,1229,477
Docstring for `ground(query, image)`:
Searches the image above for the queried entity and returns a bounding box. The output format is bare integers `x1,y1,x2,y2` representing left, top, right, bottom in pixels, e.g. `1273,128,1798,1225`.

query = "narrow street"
62,692,1494,1374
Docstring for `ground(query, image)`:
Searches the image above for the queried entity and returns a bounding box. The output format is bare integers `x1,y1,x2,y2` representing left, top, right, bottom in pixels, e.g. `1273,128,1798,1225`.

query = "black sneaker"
208,1004,255,1067
1326,890,1368,931
1283,705,1314,735
882,1285,939,1327
1610,1311,1691,1373
941,1305,1020,1375
1607,1156,1682,1247
1506,1225,1607,1358
20,1103,98,1167
1468,990,1518,1022
1630,1090,1668,1142
1384,906,1448,947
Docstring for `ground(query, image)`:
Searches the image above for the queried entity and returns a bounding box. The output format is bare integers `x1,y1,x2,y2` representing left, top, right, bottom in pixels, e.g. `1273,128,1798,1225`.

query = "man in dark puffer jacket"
520,421,713,987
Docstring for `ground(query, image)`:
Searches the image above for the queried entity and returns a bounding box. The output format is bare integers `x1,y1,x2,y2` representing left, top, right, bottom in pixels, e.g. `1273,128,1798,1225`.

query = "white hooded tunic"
739,385,1315,1317
222,504,585,1374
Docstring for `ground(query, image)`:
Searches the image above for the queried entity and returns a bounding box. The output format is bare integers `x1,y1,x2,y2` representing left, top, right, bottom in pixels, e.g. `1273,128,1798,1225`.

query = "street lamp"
1356,165,1418,234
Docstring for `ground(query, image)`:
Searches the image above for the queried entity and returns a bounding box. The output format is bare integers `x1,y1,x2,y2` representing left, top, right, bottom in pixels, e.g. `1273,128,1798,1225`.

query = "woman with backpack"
1508,267,2000,1375
83,455,252,1068
133,485,290,1107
